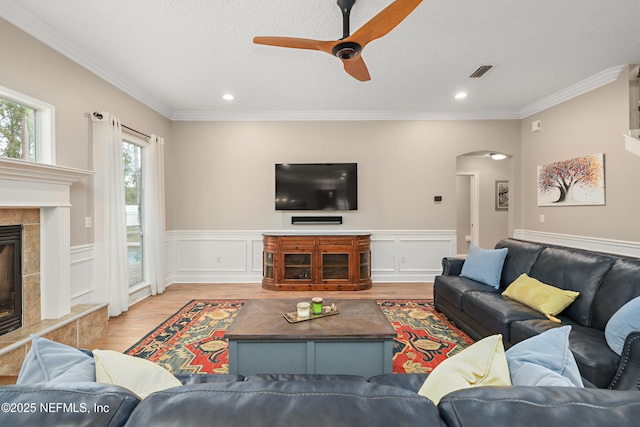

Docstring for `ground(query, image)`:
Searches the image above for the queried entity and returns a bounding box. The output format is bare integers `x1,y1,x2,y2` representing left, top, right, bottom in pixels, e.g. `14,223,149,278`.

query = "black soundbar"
291,216,343,225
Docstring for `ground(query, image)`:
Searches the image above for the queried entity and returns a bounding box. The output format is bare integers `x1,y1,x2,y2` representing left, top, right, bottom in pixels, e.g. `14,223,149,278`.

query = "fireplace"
0,225,22,335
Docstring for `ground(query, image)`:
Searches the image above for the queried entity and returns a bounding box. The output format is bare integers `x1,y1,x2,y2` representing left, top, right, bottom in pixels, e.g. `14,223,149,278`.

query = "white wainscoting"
513,229,640,258
166,230,457,284
70,244,95,305
69,237,172,309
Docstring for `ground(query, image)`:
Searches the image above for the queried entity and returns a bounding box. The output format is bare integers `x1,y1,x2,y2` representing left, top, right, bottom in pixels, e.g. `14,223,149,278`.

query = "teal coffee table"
225,299,397,377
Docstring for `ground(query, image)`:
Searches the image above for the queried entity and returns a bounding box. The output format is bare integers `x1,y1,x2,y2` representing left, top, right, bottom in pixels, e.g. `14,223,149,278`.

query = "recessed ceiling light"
455,92,467,99
223,94,234,101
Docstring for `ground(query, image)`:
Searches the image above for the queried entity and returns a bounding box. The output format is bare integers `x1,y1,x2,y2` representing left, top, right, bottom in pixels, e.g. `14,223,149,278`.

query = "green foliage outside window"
0,98,35,161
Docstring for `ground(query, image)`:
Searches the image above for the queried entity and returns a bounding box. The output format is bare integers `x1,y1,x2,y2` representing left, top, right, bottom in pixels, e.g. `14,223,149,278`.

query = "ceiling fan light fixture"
490,153,507,160
253,0,423,81
332,42,362,59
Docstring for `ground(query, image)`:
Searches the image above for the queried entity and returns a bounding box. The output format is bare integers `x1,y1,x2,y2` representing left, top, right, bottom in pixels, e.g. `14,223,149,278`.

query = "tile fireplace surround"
0,158,107,375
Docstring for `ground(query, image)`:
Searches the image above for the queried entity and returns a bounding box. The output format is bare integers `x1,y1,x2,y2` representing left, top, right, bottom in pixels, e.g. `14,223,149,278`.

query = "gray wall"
520,67,640,242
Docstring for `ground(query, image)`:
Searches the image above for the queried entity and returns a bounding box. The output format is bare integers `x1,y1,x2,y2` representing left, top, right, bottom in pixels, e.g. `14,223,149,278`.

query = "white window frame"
0,85,55,164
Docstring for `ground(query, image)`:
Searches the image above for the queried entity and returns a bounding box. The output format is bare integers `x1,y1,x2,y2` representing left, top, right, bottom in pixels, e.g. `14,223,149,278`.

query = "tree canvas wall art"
537,153,605,206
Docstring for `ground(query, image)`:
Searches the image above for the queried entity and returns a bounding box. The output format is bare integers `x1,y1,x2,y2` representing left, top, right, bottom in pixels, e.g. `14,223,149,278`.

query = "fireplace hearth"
0,225,22,335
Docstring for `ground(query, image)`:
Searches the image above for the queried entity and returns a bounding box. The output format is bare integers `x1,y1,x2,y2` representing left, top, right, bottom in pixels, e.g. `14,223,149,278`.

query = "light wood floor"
88,282,433,352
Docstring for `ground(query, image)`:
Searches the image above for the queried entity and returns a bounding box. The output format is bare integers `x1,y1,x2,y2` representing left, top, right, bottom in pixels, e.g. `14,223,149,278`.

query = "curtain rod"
92,112,151,139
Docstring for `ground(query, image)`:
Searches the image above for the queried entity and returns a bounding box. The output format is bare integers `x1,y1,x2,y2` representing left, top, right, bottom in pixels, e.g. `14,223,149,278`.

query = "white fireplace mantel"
0,157,93,319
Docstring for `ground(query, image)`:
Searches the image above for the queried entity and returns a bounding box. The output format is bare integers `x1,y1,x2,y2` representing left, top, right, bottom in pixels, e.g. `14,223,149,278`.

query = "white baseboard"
513,229,640,258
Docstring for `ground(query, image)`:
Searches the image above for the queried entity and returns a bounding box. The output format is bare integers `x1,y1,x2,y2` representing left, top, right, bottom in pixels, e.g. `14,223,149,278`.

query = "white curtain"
146,134,167,295
92,113,129,317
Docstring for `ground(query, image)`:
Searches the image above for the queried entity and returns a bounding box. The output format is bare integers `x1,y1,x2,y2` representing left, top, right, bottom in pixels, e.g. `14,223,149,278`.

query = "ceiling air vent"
469,65,493,78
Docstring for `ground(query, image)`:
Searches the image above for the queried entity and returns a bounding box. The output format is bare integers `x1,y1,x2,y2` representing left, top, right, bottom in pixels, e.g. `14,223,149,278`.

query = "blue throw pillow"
505,326,583,387
16,335,96,384
460,245,508,288
605,296,640,356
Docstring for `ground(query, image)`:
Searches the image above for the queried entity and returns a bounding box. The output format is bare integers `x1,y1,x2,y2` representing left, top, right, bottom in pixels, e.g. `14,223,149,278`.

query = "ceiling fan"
253,0,423,82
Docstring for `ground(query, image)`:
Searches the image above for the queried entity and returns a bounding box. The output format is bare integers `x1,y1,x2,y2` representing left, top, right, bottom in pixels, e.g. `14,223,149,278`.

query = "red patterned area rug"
125,299,473,375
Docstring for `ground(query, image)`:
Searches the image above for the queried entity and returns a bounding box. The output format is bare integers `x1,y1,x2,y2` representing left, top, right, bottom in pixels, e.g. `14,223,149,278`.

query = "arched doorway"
456,151,511,253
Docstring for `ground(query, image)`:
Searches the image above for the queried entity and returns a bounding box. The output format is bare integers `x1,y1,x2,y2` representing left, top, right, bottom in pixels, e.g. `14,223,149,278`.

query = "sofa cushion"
460,245,508,288
592,258,640,331
368,373,429,393
495,239,546,289
17,335,95,385
174,374,245,384
418,334,511,404
502,274,580,323
125,380,439,427
528,247,615,326
434,275,500,309
605,296,640,356
506,326,583,387
461,291,546,340
510,319,620,388
93,350,182,399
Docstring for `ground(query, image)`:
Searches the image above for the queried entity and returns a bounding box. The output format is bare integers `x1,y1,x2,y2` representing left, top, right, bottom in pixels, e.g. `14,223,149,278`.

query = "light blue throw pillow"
460,245,508,288
16,335,96,384
505,326,583,387
605,296,640,356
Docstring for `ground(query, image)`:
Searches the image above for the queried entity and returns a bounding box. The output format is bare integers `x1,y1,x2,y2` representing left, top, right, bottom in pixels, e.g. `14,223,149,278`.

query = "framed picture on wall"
536,153,605,206
495,180,509,211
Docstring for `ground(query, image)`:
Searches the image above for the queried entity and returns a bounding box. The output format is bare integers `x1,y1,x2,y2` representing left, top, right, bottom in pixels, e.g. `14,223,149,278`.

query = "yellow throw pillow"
417,334,511,404
93,350,182,399
502,274,579,323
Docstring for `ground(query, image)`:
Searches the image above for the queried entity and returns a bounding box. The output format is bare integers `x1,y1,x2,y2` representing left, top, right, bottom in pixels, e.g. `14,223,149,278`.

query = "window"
0,99,35,161
0,85,55,164
123,138,144,287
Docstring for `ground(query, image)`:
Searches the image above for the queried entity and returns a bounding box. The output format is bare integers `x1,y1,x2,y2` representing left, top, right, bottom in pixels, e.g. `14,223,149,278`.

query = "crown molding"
519,65,626,119
170,109,523,121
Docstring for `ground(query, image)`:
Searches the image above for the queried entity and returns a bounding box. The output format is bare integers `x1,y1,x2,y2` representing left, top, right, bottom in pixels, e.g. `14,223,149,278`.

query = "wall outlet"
84,217,92,228
465,235,472,242
215,256,222,264
540,214,545,223
401,255,406,264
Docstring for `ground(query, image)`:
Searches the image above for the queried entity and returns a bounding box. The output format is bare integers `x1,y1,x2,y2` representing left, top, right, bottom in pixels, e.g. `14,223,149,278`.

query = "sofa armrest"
442,257,465,276
608,331,640,391
439,386,640,427
0,382,139,427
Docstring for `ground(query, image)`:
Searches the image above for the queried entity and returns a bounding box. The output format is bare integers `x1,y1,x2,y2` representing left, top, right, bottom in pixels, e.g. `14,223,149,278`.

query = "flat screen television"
275,163,358,211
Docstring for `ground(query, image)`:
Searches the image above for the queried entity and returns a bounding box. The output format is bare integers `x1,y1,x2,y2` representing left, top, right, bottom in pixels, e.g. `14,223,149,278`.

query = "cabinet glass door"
263,252,274,279
359,251,371,280
321,253,350,280
284,253,312,280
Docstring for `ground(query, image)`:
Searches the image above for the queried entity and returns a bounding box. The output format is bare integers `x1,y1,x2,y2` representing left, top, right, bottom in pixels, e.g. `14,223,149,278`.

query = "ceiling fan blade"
348,0,422,48
253,36,336,55
341,55,371,82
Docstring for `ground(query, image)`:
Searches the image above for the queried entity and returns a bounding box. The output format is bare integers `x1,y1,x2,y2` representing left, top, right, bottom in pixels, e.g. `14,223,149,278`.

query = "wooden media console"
262,233,372,291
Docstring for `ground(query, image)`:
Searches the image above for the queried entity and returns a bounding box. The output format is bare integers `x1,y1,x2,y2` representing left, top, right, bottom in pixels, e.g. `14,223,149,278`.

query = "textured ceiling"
1,0,639,120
